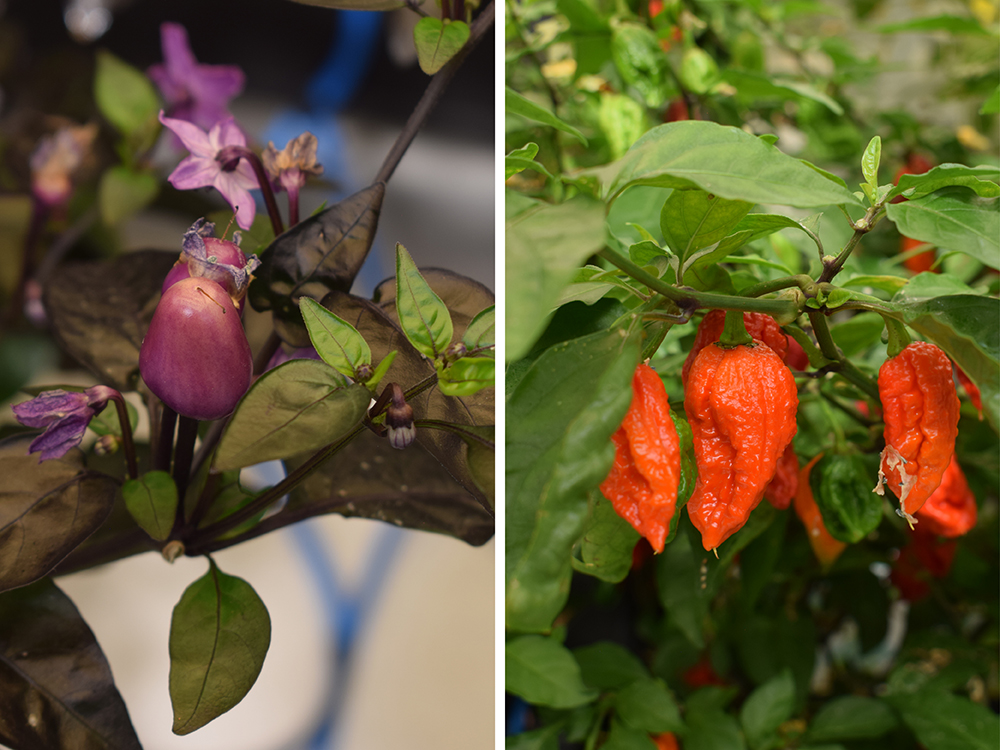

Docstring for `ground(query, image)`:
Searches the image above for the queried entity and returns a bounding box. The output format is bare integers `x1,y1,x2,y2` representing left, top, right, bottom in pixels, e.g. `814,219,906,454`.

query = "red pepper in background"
914,455,978,538
764,444,799,510
684,340,798,550
664,98,690,122
784,334,810,371
682,657,728,688
892,153,936,274
876,341,961,520
651,732,680,750
954,366,983,418
890,527,957,602
601,363,681,553
681,310,789,385
794,454,847,567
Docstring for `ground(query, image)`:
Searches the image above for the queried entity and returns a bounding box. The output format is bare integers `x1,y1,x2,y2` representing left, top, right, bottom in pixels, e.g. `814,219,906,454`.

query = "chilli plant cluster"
504,1,998,748
0,1,495,747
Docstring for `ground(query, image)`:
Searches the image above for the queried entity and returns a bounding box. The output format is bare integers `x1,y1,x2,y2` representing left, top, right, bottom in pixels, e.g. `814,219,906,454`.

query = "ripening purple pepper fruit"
139,276,252,421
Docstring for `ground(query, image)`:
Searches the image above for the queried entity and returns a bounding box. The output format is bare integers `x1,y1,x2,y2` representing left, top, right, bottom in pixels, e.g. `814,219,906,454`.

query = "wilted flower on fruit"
30,123,99,208
140,276,252,421
12,385,117,461
159,112,257,230
162,219,260,309
148,22,245,132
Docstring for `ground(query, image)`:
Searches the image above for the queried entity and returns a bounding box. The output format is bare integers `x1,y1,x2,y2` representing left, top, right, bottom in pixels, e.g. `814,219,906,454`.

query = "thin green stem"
819,205,886,283
720,310,753,348
741,274,814,299
807,310,880,400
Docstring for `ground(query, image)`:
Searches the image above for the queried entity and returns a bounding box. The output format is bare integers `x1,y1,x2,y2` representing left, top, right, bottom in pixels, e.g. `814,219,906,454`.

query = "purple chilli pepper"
140,276,252,421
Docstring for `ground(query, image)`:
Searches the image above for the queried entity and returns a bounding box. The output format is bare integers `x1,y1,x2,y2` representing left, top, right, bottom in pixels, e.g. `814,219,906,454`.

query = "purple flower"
148,22,245,132
12,386,118,461
160,112,257,230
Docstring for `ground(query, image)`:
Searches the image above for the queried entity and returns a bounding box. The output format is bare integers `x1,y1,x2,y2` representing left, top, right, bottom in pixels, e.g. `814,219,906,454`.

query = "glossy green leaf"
506,724,563,750
889,294,1000,432
0,436,118,593
437,356,495,396
0,579,142,750
861,136,881,193
395,243,454,360
300,296,371,378
214,359,370,471
506,193,607,361
725,70,844,115
506,87,587,144
885,688,1000,750
169,559,271,734
685,694,747,750
413,18,470,75
981,85,1000,115
655,515,708,648
464,305,495,350
893,272,980,302
660,189,754,267
592,121,862,207
616,677,684,733
890,164,1000,202
122,470,177,541
829,311,884,356
506,328,640,632
878,14,991,34
506,143,554,180
886,187,999,270
93,50,160,136
506,635,598,708
572,494,640,583
602,719,659,749
99,166,159,226
804,695,899,743
740,669,795,750
573,642,649,690
612,23,672,107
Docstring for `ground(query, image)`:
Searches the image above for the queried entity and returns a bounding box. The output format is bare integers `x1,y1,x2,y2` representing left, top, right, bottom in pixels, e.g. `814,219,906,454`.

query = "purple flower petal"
12,390,91,428
168,155,223,190
159,112,213,157
160,22,199,82
28,412,93,461
213,176,257,229
207,118,247,151
190,66,245,107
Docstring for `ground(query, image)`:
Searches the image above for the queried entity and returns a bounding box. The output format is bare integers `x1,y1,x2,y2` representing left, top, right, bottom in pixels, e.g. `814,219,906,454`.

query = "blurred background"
0,0,494,748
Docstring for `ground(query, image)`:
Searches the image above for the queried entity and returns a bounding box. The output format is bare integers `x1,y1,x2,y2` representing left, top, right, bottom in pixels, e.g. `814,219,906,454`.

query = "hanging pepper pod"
913,455,977,538
681,310,789,385
764,444,799,510
875,341,960,522
794,454,846,567
890,526,957,602
684,332,798,551
954,366,983,419
599,363,681,553
809,450,883,544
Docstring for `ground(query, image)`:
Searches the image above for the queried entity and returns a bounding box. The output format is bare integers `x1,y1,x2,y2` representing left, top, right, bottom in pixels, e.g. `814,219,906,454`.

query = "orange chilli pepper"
914,455,977,538
600,363,681,553
764,444,799,510
876,341,960,521
954,366,983,418
681,310,789,386
892,153,937,274
794,454,846,567
651,732,680,750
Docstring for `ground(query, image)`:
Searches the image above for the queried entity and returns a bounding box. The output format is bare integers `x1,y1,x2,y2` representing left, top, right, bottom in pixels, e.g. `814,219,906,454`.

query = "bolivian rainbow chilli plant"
0,1,494,746
505,1,998,748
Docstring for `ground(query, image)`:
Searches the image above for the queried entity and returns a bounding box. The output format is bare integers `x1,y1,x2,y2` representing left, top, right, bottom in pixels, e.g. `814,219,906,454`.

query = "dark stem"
154,406,178,473
216,145,285,236
110,393,138,480
375,0,494,184
3,199,48,328
414,418,494,448
287,186,300,227
172,416,199,529
186,468,221,532
189,418,226,483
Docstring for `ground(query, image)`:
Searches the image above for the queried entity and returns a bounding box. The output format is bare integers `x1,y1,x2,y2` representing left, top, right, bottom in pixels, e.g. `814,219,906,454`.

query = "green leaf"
892,272,980,302
506,142,555,180
0,579,142,750
660,189,754,268
878,14,991,34
611,22,672,108
413,17,470,75
680,46,721,95
804,696,899,743
861,136,881,194
300,296,371,378
366,349,397,389
685,698,747,750
890,164,1000,202
169,559,271,734
437,356,495,396
506,635,598,708
599,92,648,161
214,359,370,471
573,642,649,690
464,305,495,350
890,295,1000,431
395,243,454,360
572,494,640,583
0,436,118,594
655,516,708,648
725,70,844,115
99,166,158,226
506,724,563,750
616,677,684,733
603,718,659,749
981,84,1000,115
506,86,588,144
885,688,1000,750
122,470,177,541
829,311,884,357
506,328,640,632
93,50,160,137
505,193,607,361
886,187,999,270
591,121,862,207
740,669,795,750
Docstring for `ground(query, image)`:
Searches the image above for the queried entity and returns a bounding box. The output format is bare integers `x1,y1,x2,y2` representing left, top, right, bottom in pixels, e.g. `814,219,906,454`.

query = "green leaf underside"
93,50,159,136
395,244,455,360
804,695,899,742
300,296,371,378
740,669,795,748
572,494,640,583
886,688,1000,749
506,87,588,144
413,18,470,75
506,635,598,708
169,559,271,734
437,356,495,396
122,470,178,541
890,164,1000,202
464,305,496,350
0,579,142,750
593,121,862,207
214,359,370,471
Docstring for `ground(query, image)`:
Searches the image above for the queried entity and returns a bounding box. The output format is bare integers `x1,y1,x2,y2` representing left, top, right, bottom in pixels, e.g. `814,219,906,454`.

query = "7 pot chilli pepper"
794,454,847,567
875,341,961,523
681,310,789,386
600,363,681,553
913,454,977,538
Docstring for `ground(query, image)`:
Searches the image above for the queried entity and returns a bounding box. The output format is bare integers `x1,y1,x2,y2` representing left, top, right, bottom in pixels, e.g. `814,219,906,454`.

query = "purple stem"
216,145,285,236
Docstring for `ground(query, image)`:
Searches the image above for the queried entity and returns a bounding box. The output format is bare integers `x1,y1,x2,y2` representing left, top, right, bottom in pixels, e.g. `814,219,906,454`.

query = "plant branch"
376,0,494,184
818,204,886,283
414,418,494,448
807,310,880,400
109,392,138,480
153,405,177,473
171,416,199,530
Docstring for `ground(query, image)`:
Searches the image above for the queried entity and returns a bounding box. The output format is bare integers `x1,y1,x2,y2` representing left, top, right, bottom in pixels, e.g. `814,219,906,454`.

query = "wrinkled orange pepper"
600,363,681,553
684,340,798,550
875,341,960,521
914,455,977,538
681,310,789,385
794,454,846,567
764,444,799,510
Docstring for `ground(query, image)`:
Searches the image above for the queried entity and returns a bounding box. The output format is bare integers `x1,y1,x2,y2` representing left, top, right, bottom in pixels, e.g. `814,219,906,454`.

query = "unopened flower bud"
93,434,120,456
385,383,415,450
354,362,374,382
445,341,467,363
